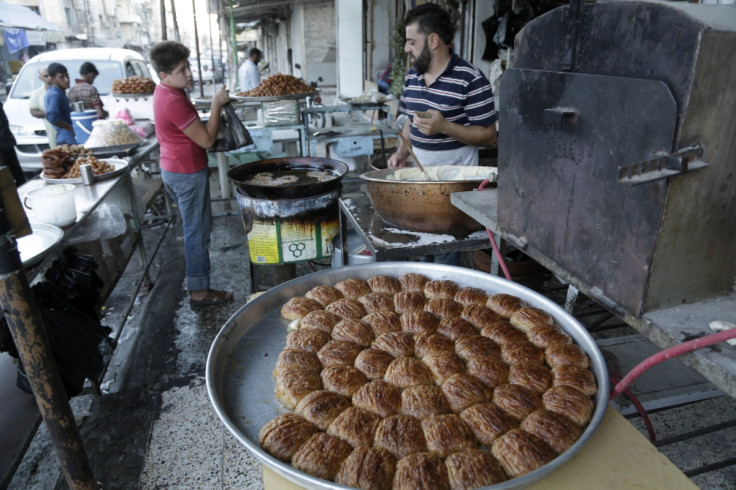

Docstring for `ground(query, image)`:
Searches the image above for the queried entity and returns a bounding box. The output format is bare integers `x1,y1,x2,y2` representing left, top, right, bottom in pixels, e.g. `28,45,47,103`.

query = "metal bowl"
228,157,349,200
360,167,494,235
206,262,609,490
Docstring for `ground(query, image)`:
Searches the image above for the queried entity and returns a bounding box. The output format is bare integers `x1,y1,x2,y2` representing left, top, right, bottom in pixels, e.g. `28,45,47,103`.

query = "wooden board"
261,406,696,489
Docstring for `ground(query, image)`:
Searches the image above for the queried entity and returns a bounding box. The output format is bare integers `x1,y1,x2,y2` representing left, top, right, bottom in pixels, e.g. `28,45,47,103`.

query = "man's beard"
411,39,432,74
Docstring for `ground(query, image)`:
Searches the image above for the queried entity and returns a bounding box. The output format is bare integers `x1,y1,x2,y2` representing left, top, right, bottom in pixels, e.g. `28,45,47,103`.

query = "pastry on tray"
260,274,598,486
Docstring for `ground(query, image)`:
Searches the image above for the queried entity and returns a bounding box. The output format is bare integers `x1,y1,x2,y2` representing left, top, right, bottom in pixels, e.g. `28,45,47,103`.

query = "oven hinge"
617,145,708,186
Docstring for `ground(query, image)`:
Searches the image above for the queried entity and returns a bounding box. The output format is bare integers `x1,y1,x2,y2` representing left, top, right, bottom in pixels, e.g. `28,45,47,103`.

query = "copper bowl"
360,166,496,235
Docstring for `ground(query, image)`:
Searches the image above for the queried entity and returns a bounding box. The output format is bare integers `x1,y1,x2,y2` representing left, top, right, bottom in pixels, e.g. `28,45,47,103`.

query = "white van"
4,48,155,170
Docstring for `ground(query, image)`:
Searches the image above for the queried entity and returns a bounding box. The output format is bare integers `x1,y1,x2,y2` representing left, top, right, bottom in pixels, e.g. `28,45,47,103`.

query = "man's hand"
387,151,407,168
212,85,230,109
413,109,446,136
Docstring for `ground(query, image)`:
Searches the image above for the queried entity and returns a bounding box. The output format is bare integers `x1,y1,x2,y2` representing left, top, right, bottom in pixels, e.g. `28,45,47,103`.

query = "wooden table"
261,406,696,489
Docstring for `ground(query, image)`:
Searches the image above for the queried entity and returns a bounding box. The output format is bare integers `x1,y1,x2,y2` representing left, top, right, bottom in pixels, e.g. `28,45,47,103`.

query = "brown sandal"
190,289,234,307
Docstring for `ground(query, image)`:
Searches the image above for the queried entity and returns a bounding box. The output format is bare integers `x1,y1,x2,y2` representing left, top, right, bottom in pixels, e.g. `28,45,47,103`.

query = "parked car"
4,47,156,170
189,55,224,85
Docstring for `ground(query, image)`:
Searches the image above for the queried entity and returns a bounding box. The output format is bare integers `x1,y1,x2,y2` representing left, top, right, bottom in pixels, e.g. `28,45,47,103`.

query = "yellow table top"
262,405,696,489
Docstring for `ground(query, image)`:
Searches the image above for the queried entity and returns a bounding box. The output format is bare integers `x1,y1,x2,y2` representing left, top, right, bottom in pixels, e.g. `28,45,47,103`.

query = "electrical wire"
609,371,657,442
477,179,512,281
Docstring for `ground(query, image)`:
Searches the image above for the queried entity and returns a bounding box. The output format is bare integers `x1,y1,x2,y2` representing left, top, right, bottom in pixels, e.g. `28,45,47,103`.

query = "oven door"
498,68,677,317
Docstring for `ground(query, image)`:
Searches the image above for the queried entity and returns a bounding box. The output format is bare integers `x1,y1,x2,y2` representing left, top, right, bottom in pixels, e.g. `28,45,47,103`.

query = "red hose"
610,327,736,400
477,179,512,281
610,372,657,442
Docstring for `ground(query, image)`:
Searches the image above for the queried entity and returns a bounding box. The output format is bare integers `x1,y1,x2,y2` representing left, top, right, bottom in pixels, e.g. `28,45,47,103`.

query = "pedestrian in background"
28,66,57,148
149,40,233,307
44,63,76,145
68,62,109,119
238,47,262,92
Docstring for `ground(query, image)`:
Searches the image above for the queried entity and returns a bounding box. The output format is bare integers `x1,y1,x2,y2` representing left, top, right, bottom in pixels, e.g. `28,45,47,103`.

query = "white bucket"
23,184,77,226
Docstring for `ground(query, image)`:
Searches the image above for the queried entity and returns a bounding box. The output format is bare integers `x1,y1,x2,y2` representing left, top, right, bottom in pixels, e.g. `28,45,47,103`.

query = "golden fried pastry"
414,332,455,358
295,390,352,430
480,321,528,345
393,452,450,490
292,432,353,481
321,364,368,398
465,355,509,389
335,444,396,490
455,334,501,361
424,298,464,320
441,373,493,413
325,297,368,320
335,277,372,299
305,285,344,306
362,311,401,337
461,304,503,329
259,413,320,462
487,293,525,318
454,286,489,306
437,317,478,341
374,414,427,459
460,402,516,446
509,306,555,332
545,343,590,369
384,357,433,388
491,429,557,478
542,385,594,426
508,362,553,395
328,406,382,447
359,292,396,314
421,414,477,458
300,310,342,334
445,448,507,488
352,379,402,418
400,385,452,420
372,331,415,358
332,319,374,347
368,275,402,294
393,291,427,314
527,323,572,349
551,365,598,396
501,341,545,365
275,368,323,409
400,310,441,335
285,328,331,354
273,349,322,378
424,279,460,300
492,383,543,421
281,296,324,320
317,340,363,368
399,272,430,292
354,348,395,380
520,409,582,454
423,352,466,386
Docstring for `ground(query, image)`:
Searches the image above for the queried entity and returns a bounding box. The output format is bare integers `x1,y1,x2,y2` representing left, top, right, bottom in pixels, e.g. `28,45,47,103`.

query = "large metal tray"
206,263,609,489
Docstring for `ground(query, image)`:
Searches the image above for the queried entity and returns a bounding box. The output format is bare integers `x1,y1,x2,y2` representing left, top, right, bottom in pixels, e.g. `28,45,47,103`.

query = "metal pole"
229,0,238,90
192,0,204,98
170,0,181,42
0,212,97,489
160,0,167,40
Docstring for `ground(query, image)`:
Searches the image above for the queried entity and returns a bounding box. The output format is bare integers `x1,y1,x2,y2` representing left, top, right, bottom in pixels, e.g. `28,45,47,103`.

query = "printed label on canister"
248,220,281,264
321,218,339,257
281,221,318,262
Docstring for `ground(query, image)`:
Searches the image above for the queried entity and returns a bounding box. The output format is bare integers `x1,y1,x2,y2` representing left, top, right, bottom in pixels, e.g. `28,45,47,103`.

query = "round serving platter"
41,158,129,184
206,262,609,490
17,222,64,267
230,91,317,102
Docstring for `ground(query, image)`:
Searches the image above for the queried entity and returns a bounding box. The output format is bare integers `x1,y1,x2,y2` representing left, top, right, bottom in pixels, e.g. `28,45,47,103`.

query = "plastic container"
23,184,77,227
71,110,98,144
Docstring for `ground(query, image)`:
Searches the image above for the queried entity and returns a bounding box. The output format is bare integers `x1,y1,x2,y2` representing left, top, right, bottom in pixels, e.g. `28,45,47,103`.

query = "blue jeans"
161,168,211,291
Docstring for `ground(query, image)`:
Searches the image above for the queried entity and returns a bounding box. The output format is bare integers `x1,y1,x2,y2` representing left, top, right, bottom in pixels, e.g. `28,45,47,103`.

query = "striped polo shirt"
399,53,496,152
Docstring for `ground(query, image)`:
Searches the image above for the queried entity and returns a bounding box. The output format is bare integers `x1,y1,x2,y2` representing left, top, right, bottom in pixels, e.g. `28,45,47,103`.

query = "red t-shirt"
153,83,207,173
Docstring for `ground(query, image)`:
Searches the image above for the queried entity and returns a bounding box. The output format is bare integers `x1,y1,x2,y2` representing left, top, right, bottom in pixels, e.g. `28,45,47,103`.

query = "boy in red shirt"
150,41,233,306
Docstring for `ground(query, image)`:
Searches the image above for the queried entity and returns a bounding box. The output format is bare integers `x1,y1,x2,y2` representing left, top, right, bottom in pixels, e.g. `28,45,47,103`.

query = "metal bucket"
235,188,340,265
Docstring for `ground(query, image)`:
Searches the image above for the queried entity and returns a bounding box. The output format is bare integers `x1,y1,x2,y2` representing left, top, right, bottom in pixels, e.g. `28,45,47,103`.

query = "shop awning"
0,2,64,46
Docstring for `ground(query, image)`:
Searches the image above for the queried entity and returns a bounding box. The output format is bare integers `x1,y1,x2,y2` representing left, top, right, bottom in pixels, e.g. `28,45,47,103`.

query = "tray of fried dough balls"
206,263,608,490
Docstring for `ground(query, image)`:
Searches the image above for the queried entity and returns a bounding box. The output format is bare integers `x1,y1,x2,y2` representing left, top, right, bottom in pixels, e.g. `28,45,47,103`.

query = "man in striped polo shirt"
388,3,497,169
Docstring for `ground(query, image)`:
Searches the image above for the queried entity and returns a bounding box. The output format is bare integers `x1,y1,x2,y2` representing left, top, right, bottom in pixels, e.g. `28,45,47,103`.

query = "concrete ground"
7,166,736,489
